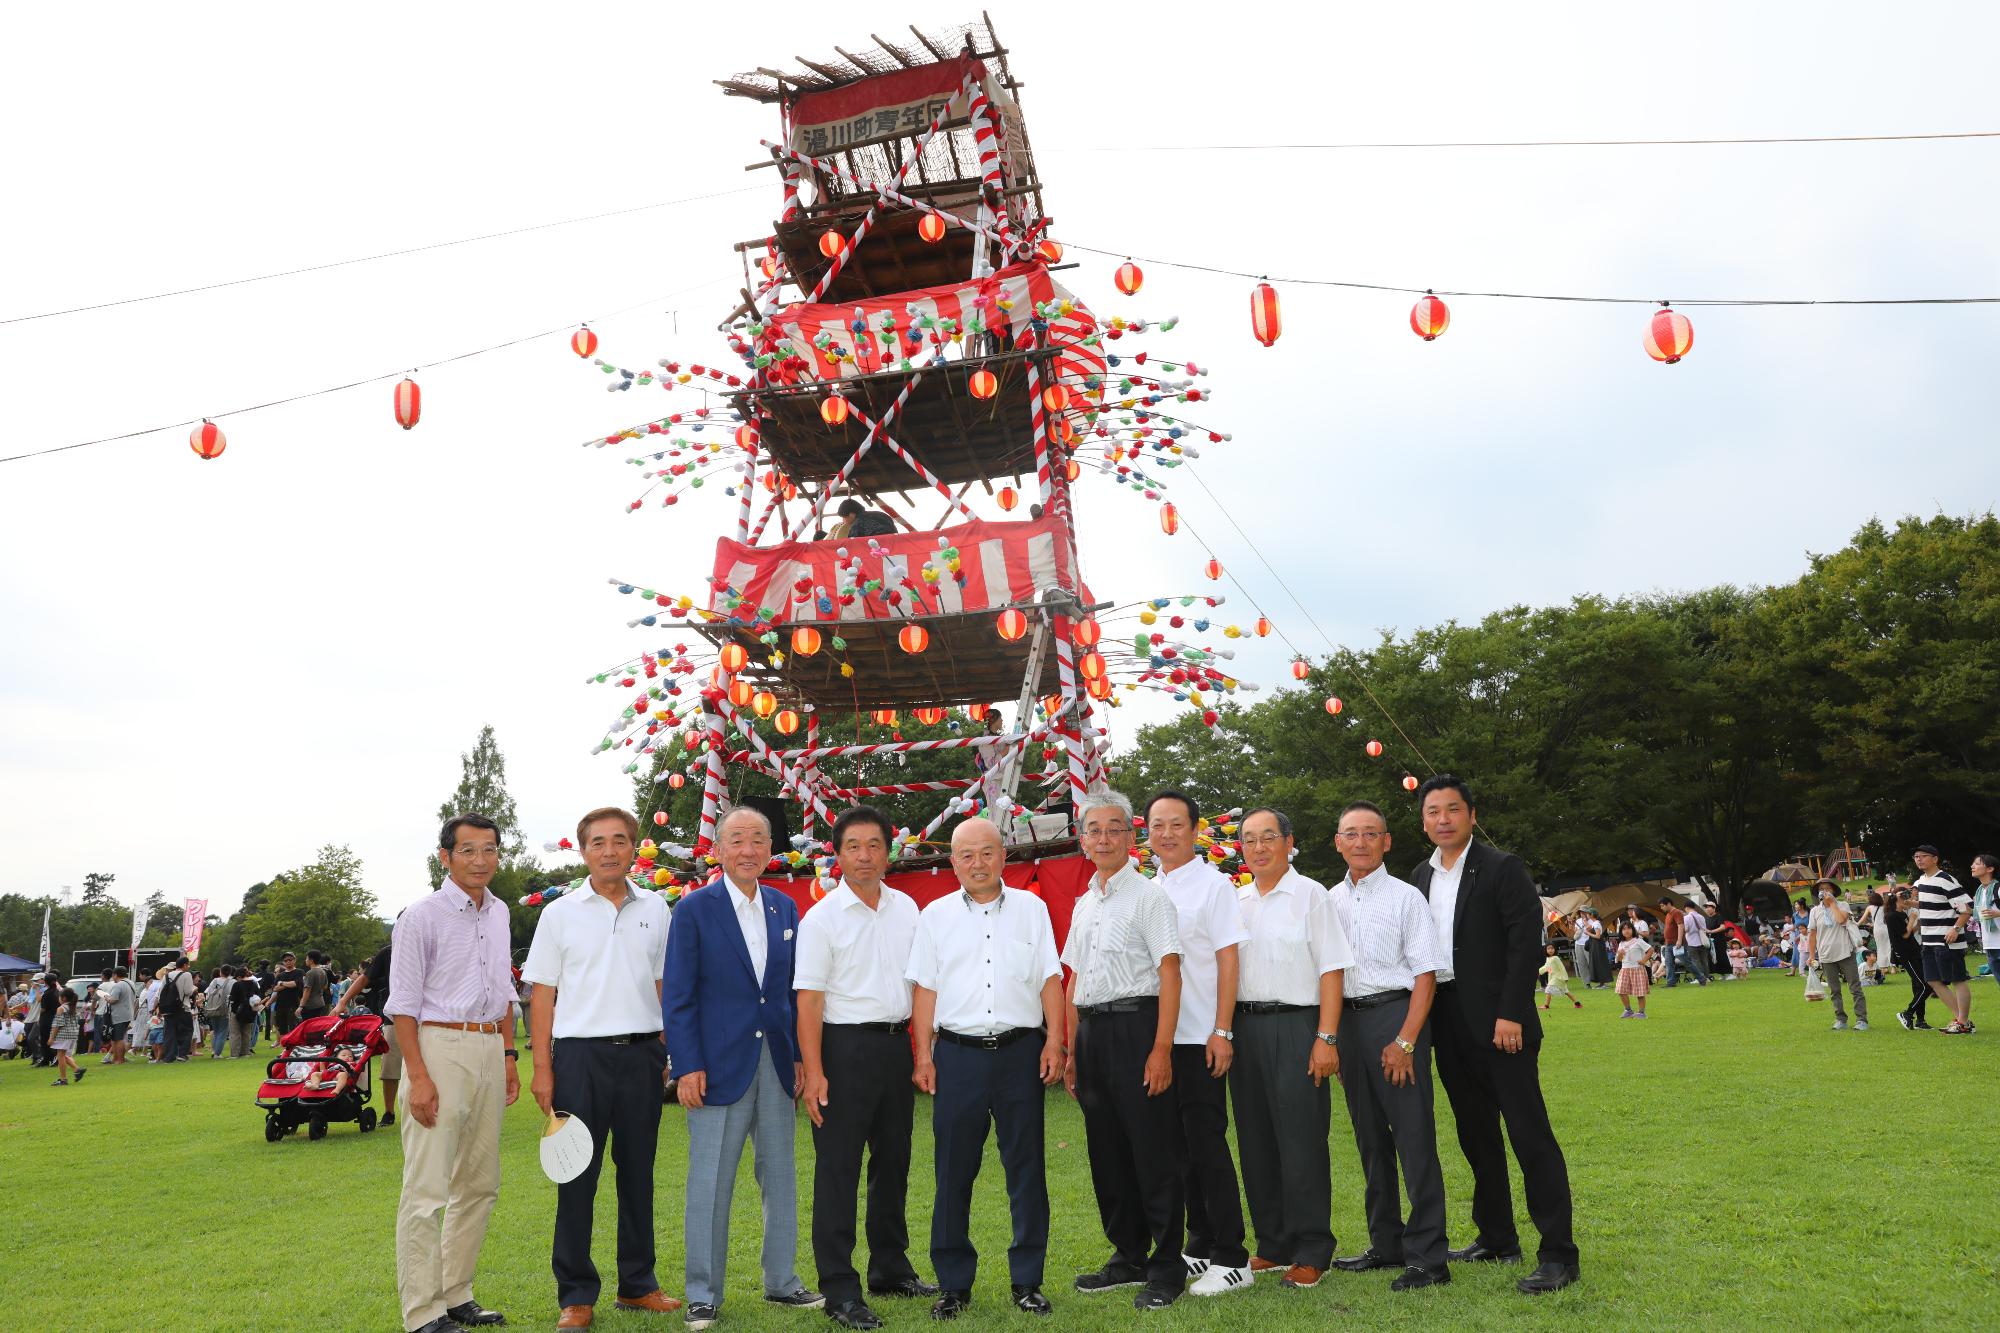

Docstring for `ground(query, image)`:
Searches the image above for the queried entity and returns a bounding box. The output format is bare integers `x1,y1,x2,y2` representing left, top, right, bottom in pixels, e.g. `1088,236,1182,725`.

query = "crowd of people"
386,777,1579,1333
4,948,363,1080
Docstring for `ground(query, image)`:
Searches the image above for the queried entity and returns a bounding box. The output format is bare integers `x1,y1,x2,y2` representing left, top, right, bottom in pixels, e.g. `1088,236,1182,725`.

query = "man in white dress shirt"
908,816,1065,1320
1230,807,1353,1290
522,806,681,1328
1326,800,1451,1292
796,806,936,1330
1144,789,1254,1297
1062,789,1187,1310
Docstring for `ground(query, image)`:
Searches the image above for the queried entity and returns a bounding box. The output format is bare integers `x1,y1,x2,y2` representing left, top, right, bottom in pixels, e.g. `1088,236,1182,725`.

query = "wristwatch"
1212,1027,1234,1041
503,1049,519,1060
1393,1037,1416,1055
1315,1031,1337,1047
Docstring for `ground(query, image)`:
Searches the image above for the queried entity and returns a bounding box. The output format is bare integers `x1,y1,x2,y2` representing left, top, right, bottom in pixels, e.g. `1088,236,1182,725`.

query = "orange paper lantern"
918,213,947,243
996,608,1029,641
751,690,778,719
1159,502,1179,535
189,420,226,461
719,643,749,674
1645,305,1694,363
968,368,998,400
1071,618,1101,647
790,626,822,656
393,377,421,430
1250,282,1282,346
1254,617,1272,638
571,327,598,358
728,679,755,708
820,394,850,426
1078,650,1106,681
1291,660,1310,681
668,772,686,789
1204,558,1223,581
1365,739,1384,757
818,230,845,259
735,423,759,450
1087,674,1113,700
871,709,898,727
1325,696,1343,715
898,623,930,655
996,485,1019,511
914,707,947,726
1409,293,1450,341
1402,774,1420,791
775,709,801,735
1115,260,1143,296
1035,238,1064,263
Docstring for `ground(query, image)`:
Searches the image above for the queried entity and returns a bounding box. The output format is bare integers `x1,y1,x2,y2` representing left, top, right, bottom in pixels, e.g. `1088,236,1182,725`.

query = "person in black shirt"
1882,887,1929,1029
299,950,333,1021
270,953,304,1038
227,967,261,1057
331,940,399,1125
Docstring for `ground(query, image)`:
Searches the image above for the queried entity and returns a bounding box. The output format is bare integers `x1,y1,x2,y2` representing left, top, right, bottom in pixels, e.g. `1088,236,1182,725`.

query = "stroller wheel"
264,1115,282,1144
359,1107,378,1133
308,1115,327,1142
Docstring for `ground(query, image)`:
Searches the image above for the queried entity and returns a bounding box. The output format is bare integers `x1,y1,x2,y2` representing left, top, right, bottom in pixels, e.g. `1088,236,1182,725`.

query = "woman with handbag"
1806,880,1868,1030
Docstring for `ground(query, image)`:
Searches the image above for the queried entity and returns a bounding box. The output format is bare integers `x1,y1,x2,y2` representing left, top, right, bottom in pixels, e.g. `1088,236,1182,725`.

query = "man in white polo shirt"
797,806,936,1331
1144,789,1253,1297
523,806,681,1329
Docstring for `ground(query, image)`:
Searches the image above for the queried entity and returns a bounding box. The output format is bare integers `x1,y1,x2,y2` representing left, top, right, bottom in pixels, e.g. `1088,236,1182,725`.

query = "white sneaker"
1190,1265,1255,1296
1182,1253,1210,1278
1831,1020,1847,1030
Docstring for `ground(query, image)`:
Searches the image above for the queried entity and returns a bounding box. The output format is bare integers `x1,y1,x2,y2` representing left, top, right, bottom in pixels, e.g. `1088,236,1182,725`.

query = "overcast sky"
3,1,1995,925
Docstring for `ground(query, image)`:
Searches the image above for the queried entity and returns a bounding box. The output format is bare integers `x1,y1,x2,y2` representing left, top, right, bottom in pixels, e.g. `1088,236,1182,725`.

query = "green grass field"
4,968,1993,1332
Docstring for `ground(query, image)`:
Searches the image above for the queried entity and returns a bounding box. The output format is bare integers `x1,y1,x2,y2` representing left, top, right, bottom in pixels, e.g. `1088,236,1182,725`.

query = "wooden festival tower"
695,21,1113,861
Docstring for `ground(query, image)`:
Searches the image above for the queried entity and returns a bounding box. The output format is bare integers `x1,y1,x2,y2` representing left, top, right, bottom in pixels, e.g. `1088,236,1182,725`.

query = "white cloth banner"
38,906,51,968
130,904,151,967
182,899,208,961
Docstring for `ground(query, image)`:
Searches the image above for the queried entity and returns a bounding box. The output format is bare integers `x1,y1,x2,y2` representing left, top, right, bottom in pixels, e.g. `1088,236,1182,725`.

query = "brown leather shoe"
1280,1265,1324,1289
615,1291,685,1314
556,1305,593,1328
1248,1257,1284,1277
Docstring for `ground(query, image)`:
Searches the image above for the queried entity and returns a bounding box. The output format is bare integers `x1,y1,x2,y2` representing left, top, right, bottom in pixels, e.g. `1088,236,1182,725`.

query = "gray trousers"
1819,955,1867,1022
1229,1007,1333,1268
683,1050,802,1307
228,1012,257,1057
1684,942,1711,984
1337,997,1448,1270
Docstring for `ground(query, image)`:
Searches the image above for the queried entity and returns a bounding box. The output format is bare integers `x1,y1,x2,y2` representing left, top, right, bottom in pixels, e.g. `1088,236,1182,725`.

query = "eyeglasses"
1240,834,1287,848
1336,829,1387,842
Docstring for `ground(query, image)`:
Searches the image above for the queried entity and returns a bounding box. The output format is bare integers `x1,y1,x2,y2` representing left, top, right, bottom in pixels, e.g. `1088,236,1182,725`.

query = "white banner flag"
130,903,151,967
39,905,51,968
182,899,208,961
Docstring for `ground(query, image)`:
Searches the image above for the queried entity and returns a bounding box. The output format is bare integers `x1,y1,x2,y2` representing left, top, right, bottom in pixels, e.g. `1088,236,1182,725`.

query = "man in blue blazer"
664,806,823,1329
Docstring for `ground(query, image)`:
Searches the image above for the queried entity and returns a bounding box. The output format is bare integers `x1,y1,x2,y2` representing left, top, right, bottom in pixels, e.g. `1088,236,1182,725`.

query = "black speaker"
745,794,793,848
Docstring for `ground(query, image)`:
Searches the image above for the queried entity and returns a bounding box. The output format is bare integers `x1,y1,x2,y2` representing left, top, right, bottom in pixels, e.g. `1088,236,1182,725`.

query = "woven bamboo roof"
715,22,998,103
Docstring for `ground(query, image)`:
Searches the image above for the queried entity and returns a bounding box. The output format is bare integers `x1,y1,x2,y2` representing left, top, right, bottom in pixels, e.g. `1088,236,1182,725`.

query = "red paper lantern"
914,706,947,726
1325,696,1343,715
968,368,998,400
898,623,930,655
728,679,755,708
1072,617,1101,647
1250,282,1282,346
719,643,749,674
571,327,598,358
1042,694,1063,718
775,708,801,735
1365,739,1384,757
820,394,850,426
1291,659,1310,681
1064,458,1081,483
758,254,778,280
818,230,846,259
996,485,1019,511
1078,650,1106,681
996,608,1029,641
735,423,759,451
653,811,669,825
1645,305,1694,363
751,690,778,719
1115,261,1143,296
1159,502,1179,536
393,377,422,430
189,420,226,461
918,213,947,244
1041,384,1070,412
790,626,822,657
1409,292,1450,341
871,708,898,727
1087,674,1113,700
1035,238,1064,263
1254,617,1272,638
668,772,686,789
1402,774,1420,791
1204,558,1223,581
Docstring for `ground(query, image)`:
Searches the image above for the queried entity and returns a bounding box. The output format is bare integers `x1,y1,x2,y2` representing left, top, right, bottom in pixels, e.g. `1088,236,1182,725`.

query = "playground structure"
543,21,1261,895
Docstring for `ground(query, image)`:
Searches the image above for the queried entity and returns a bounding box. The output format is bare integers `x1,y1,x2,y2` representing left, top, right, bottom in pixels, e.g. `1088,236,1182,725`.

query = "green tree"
239,845,386,968
80,872,116,908
432,725,529,888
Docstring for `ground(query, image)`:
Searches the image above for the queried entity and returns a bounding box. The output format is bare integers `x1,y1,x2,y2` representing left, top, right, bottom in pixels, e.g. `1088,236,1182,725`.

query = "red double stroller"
254,1013,389,1142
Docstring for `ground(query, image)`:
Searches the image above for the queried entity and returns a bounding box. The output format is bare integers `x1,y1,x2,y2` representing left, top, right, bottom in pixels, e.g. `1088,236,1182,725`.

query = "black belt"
1238,1001,1313,1014
826,1020,909,1034
937,1026,1039,1049
1347,988,1411,1011
1076,996,1157,1016
570,1032,662,1045
1435,980,1458,993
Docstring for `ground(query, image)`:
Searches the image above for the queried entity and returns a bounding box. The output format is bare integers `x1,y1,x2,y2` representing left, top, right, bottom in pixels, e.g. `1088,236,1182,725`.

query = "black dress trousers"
930,1034,1049,1292
1336,998,1447,1271
1074,1002,1187,1288
550,1035,667,1308
1170,1043,1248,1269
811,1024,921,1303
1229,1007,1333,1268
1430,986,1576,1266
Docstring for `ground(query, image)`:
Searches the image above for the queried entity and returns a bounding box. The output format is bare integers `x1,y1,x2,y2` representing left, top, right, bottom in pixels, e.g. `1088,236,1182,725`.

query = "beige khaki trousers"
395,1026,504,1329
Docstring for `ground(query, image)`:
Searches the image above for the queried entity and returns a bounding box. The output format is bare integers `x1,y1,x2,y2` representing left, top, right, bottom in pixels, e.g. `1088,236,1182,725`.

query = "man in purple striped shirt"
387,813,520,1333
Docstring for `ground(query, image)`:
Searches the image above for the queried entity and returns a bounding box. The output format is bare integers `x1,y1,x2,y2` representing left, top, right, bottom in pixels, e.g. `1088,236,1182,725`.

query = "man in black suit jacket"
1406,776,1578,1295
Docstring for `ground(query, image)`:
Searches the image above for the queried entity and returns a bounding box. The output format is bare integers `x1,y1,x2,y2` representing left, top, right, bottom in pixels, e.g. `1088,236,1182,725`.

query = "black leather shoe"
1333,1248,1401,1272
1074,1262,1147,1293
1517,1261,1580,1294
445,1301,506,1327
869,1276,940,1298
767,1289,826,1310
1133,1283,1180,1310
1448,1241,1522,1264
410,1319,456,1333
1011,1287,1052,1315
930,1290,972,1320
826,1298,883,1330
1390,1265,1451,1292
